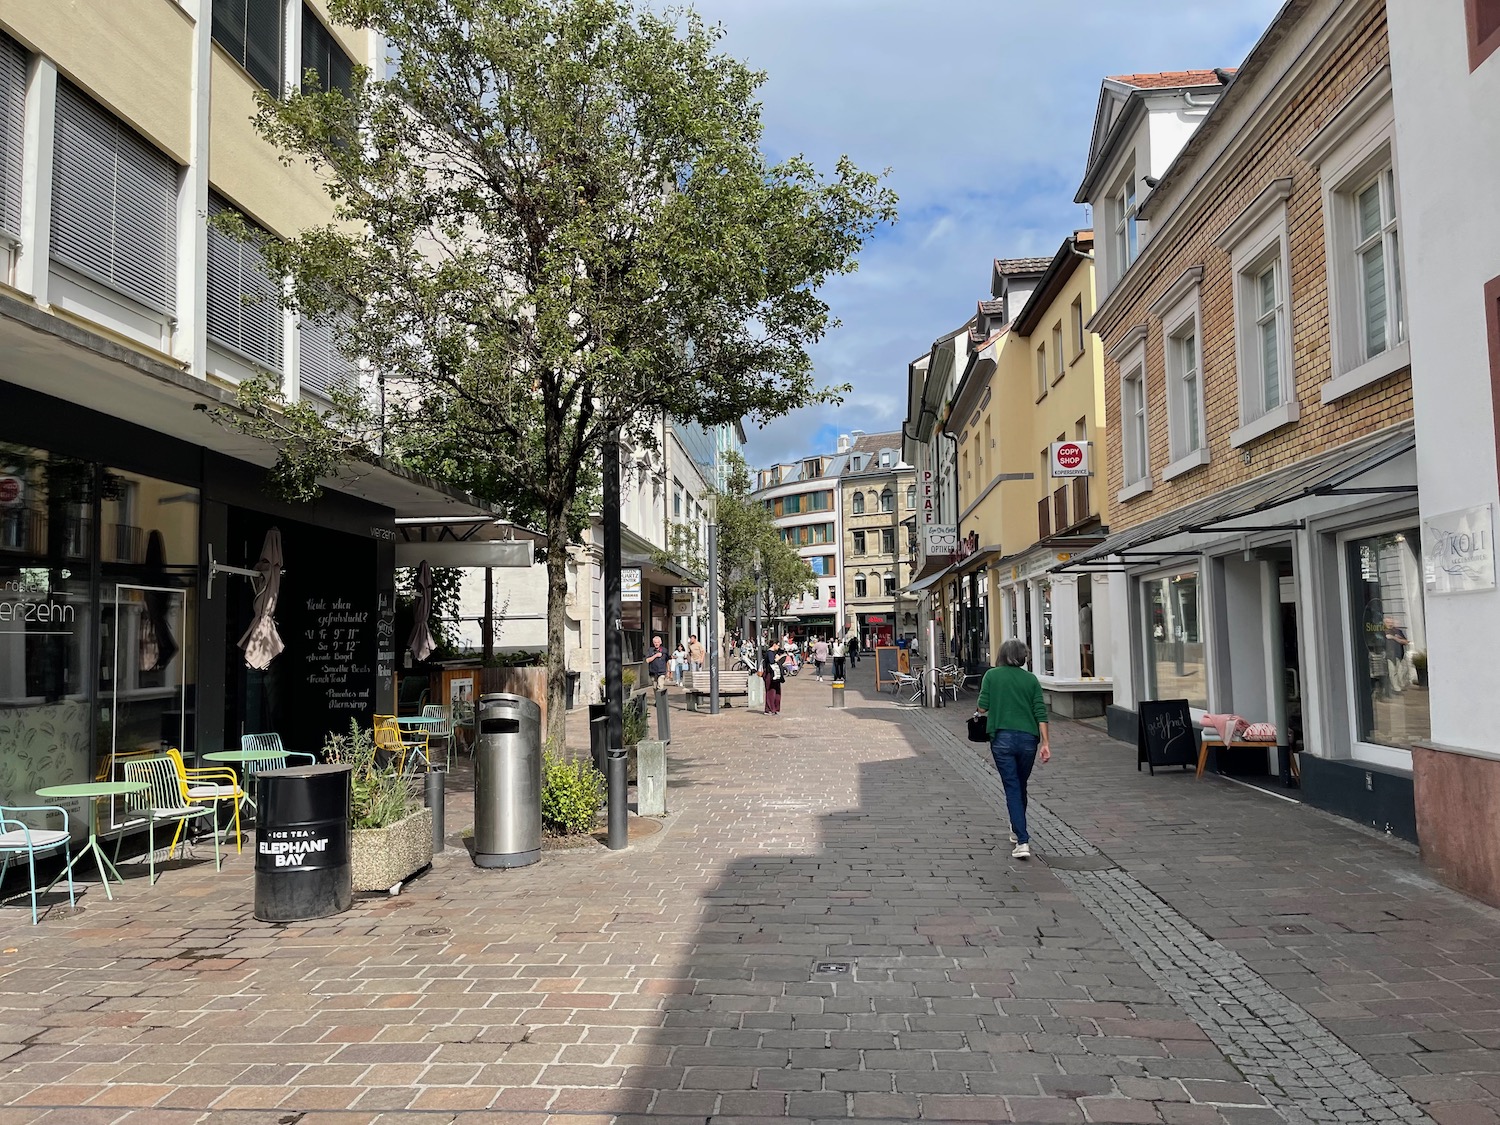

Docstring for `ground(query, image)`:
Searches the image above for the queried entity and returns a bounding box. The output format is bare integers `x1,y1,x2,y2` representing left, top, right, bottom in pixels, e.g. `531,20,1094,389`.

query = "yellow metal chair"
166,750,243,854
373,723,407,773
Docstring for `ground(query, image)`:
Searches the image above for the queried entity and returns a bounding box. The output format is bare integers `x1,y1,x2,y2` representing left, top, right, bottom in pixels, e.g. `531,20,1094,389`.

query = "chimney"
850,429,866,442
837,433,851,453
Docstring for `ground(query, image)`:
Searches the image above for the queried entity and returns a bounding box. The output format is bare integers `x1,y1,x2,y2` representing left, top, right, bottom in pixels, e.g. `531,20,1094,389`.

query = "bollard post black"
655,688,670,743
424,768,445,853
589,711,608,775
606,748,628,849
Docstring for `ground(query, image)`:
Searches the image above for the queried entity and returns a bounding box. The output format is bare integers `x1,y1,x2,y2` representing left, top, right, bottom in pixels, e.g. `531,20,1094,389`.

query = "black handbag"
966,714,989,743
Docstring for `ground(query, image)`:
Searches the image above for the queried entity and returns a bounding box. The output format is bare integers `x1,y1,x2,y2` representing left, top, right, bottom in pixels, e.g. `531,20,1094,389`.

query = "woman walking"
761,646,784,716
974,639,1050,859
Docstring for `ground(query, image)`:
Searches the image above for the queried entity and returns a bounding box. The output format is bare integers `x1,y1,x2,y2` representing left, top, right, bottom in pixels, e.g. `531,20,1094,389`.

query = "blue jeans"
989,730,1039,844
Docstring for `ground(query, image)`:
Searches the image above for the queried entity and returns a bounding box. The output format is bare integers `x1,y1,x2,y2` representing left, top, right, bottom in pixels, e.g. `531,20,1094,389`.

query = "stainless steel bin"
473,692,542,868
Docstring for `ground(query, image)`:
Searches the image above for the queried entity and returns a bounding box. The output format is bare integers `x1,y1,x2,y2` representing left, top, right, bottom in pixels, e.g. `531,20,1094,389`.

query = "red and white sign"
1050,441,1090,478
0,474,22,508
920,469,936,524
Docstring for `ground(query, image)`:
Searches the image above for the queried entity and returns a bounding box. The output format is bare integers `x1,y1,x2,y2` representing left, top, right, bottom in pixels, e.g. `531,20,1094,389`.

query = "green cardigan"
976,664,1048,737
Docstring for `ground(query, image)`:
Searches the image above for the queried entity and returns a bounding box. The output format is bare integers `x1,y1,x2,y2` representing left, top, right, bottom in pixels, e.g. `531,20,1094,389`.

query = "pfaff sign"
920,469,936,525
1050,441,1090,478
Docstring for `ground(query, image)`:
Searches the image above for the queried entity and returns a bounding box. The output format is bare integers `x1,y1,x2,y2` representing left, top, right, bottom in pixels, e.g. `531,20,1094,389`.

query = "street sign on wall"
1050,441,1090,478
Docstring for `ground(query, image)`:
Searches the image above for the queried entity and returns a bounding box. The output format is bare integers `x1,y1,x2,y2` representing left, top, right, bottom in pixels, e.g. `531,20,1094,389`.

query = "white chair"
0,805,75,924
420,704,455,769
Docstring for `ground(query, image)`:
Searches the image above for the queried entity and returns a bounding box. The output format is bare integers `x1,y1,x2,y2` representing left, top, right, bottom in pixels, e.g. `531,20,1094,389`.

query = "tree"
223,0,895,746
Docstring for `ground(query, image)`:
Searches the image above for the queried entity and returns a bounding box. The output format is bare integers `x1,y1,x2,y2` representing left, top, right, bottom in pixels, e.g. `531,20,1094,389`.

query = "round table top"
395,715,446,725
203,749,287,763
38,781,149,798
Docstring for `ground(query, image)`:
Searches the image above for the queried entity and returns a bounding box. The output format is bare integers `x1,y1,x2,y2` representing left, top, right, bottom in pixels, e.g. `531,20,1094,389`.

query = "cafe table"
35,781,149,900
395,715,445,770
204,748,286,815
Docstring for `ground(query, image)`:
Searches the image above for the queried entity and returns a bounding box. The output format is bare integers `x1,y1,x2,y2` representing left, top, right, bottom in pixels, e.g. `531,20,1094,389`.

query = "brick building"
1067,0,1423,836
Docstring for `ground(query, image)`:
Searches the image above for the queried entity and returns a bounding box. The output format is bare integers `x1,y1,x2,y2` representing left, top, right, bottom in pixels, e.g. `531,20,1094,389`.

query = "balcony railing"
1037,497,1051,540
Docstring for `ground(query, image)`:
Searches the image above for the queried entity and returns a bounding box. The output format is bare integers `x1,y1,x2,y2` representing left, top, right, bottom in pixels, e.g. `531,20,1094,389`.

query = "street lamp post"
704,492,720,715
753,547,763,652
602,429,627,850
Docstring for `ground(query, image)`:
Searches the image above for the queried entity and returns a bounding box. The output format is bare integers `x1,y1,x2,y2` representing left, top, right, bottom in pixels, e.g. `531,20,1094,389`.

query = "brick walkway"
0,664,1497,1124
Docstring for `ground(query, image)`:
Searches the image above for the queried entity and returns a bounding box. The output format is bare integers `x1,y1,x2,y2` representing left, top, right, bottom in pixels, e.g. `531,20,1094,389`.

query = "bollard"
424,768,446,853
589,711,608,775
831,679,845,708
606,748,628,849
655,688,671,744
636,739,666,816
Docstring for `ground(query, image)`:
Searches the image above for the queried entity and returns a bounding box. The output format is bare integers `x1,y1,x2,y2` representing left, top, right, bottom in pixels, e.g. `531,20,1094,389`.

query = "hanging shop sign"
920,469,937,525
1050,441,1090,478
923,524,957,557
621,567,642,603
671,591,694,616
1423,505,1496,594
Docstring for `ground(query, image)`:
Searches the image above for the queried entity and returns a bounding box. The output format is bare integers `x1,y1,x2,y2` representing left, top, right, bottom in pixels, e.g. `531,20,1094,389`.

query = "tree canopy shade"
224,0,896,743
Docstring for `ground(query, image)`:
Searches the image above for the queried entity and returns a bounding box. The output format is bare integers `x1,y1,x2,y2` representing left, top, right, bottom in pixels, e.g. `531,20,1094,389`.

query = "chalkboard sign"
304,597,375,715
874,645,901,690
1137,699,1196,774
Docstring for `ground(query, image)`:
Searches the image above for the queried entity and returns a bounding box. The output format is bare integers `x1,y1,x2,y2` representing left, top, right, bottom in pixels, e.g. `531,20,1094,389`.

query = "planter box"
351,807,433,891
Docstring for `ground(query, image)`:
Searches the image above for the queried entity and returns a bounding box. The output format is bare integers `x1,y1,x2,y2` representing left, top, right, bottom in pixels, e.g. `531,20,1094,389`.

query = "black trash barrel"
254,763,353,922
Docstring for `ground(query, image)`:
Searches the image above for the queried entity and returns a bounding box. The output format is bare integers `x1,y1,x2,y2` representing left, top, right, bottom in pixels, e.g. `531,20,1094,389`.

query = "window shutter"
51,81,177,314
299,312,354,398
0,33,25,237
206,193,282,370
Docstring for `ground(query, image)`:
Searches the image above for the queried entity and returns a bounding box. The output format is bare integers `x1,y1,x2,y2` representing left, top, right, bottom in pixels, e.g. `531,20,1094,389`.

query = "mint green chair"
120,755,220,883
0,805,75,924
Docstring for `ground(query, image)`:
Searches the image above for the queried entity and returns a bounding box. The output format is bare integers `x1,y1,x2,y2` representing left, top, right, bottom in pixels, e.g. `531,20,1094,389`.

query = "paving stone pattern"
0,667,1496,1124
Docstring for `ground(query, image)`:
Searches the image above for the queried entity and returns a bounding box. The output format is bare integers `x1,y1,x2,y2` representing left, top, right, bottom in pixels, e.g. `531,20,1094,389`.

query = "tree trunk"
543,514,570,750
481,567,494,663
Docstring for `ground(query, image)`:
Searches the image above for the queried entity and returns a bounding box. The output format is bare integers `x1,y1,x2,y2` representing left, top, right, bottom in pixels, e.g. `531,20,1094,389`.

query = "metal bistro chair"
892,666,926,707
167,750,244,853
120,756,222,883
0,804,75,924
374,723,409,774
420,704,455,769
238,734,315,815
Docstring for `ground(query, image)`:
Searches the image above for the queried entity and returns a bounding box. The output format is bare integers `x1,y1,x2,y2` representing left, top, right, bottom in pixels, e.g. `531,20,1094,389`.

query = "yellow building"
940,235,1113,716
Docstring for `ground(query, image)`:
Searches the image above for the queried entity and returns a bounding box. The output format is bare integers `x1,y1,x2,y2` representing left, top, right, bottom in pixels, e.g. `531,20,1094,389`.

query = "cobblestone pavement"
0,666,1497,1124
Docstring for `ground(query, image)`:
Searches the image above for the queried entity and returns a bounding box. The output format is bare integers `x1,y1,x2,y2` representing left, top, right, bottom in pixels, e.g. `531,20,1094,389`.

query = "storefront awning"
395,516,544,568
1056,422,1416,572
624,553,705,589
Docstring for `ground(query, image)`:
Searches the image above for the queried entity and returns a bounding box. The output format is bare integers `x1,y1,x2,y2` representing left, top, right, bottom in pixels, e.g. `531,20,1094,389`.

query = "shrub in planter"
541,746,604,836
321,721,432,890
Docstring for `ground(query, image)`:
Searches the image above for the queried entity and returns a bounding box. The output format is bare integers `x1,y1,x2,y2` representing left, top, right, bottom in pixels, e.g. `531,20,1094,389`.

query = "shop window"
1040,580,1054,675
1346,529,1429,752
1144,571,1206,709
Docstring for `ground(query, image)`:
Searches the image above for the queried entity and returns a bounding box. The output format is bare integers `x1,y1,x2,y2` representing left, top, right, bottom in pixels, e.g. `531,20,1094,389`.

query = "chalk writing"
305,597,374,713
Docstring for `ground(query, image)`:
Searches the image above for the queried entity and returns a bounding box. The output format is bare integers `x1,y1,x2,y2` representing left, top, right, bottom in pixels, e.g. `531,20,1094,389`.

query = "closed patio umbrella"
408,559,436,662
238,528,285,671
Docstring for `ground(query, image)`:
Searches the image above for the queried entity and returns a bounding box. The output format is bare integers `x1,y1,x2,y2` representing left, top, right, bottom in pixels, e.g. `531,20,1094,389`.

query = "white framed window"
1301,70,1409,403
854,573,867,598
1036,344,1048,400
852,529,865,555
1051,323,1064,383
1071,296,1085,357
1110,163,1138,282
1110,326,1151,501
1151,266,1208,479
883,572,895,596
1216,178,1299,447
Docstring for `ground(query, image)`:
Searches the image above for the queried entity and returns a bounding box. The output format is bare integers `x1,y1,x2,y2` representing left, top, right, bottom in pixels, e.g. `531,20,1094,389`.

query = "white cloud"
683,0,1283,466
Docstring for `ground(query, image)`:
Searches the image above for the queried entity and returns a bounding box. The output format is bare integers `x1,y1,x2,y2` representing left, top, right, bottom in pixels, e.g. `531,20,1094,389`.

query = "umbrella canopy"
138,530,179,672
407,559,436,662
237,528,285,671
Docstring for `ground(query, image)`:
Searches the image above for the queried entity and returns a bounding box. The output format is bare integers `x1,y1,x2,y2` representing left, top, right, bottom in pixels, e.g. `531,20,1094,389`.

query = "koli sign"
1423,505,1496,594
1050,441,1090,478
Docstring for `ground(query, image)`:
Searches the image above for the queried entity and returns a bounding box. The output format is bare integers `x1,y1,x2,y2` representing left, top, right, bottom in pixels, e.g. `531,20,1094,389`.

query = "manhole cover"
1272,923,1311,935
813,961,852,975
1042,855,1119,871
412,926,451,938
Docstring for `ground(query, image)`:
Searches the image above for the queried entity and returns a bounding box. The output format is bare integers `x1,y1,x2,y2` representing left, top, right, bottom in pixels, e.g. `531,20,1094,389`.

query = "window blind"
302,5,353,95
51,80,178,314
206,193,282,370
299,312,354,398
0,32,25,238
212,0,283,92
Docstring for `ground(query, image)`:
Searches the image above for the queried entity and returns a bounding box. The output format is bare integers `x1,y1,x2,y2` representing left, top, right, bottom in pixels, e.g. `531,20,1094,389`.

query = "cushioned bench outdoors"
684,670,750,709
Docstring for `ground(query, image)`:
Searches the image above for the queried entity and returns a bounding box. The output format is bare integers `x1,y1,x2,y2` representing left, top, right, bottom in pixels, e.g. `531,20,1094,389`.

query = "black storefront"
0,383,407,808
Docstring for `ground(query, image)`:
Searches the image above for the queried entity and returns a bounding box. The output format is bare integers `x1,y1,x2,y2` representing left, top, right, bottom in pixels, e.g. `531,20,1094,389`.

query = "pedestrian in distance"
845,623,860,668
761,646,784,716
688,635,705,671
812,635,830,681
647,635,669,694
832,636,846,681
974,639,1050,860
672,642,687,686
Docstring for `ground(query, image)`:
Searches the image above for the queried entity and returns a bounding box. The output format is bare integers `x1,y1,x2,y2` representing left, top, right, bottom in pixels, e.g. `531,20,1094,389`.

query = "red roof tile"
1107,69,1233,89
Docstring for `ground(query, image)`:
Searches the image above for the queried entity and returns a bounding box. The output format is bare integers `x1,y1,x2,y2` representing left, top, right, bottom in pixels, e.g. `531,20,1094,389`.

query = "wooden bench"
684,670,750,710
1196,732,1284,780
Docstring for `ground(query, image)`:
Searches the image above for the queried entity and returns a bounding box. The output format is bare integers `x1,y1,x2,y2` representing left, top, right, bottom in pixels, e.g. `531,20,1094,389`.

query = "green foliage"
396,564,464,655
321,720,422,830
623,699,648,748
710,452,816,626
483,650,544,668
622,667,637,691
214,0,896,746
541,745,604,836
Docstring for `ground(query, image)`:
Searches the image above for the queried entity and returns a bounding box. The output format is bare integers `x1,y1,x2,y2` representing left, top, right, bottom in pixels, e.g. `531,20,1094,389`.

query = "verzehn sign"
1050,441,1090,478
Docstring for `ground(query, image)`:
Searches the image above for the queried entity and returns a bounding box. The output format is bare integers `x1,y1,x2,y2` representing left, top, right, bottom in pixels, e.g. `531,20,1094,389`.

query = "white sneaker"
1011,842,1031,859
1009,832,1018,844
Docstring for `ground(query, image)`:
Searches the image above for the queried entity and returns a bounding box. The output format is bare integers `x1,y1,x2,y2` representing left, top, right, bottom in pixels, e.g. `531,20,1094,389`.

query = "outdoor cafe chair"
168,750,243,854
420,704,455,769
120,756,222,883
374,723,408,773
0,804,75,924
238,734,316,815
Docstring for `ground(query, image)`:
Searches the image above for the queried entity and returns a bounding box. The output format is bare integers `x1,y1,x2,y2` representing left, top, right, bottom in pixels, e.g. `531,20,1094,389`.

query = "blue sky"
688,0,1285,467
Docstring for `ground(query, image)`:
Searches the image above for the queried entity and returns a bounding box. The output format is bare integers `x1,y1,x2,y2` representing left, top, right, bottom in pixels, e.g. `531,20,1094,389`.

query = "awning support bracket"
1313,485,1419,497
1182,520,1305,535
206,544,278,600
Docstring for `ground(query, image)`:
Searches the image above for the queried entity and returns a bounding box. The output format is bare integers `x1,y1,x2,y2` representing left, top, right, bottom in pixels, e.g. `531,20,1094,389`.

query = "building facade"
754,452,843,639
0,2,484,822
837,431,915,650
1072,0,1423,837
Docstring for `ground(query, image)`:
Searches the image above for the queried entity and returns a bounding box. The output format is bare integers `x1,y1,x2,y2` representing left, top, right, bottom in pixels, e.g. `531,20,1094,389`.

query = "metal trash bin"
254,763,352,922
473,692,542,868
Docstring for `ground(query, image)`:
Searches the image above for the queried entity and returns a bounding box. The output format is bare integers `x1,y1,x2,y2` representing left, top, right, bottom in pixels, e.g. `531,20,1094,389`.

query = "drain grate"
813,960,852,975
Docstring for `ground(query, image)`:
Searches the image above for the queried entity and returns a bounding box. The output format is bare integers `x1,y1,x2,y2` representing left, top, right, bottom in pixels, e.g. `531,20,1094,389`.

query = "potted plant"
322,721,433,891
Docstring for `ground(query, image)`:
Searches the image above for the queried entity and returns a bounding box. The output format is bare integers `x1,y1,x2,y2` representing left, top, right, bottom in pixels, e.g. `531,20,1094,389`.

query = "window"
1467,0,1500,69
1145,572,1206,709
302,4,354,95
906,484,916,509
213,0,284,91
806,490,831,512
673,484,682,519
1168,323,1202,462
1347,529,1429,755
854,574,867,598
879,488,894,513
1111,164,1138,279
299,313,355,399
853,530,866,555
783,494,800,515
1352,170,1403,363
1122,365,1148,487
0,33,24,239
1249,256,1285,417
51,81,178,315
1052,323,1064,383
1036,344,1048,399
851,492,864,515
880,451,893,467
1071,296,1085,357
883,572,896,596
207,195,283,371
881,528,896,555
